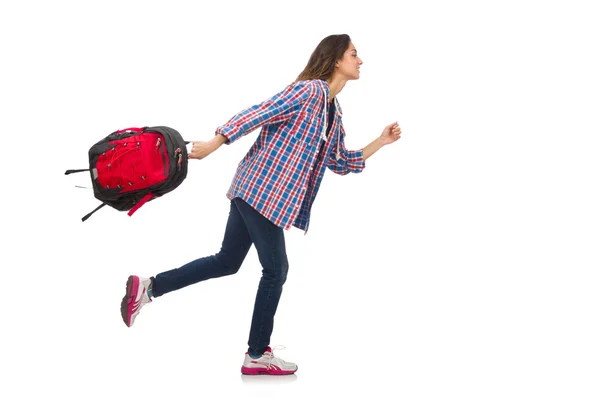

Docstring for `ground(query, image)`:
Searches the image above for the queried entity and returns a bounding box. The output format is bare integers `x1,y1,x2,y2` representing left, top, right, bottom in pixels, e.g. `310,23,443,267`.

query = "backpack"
65,126,189,221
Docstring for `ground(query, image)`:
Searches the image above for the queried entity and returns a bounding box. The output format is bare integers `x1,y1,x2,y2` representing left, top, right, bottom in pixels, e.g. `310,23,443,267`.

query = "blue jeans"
151,197,289,357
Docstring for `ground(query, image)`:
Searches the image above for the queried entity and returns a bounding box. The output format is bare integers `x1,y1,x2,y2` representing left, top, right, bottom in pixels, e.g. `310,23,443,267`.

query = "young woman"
121,34,402,375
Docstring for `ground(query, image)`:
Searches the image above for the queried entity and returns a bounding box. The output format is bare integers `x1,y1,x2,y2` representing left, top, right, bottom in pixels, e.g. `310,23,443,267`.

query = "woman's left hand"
380,122,402,145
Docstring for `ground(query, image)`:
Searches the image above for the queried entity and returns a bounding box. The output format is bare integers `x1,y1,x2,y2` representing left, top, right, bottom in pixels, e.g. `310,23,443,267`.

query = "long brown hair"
294,34,351,83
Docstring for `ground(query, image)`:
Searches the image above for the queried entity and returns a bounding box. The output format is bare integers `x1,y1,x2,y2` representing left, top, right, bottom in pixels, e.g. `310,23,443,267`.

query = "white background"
1,0,599,396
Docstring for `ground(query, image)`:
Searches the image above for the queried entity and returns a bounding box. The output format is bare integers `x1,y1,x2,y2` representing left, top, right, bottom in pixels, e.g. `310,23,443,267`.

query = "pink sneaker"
241,346,298,375
121,275,152,327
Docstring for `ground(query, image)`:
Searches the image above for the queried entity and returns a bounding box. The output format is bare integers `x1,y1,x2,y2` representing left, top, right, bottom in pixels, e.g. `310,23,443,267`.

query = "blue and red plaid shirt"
215,79,365,233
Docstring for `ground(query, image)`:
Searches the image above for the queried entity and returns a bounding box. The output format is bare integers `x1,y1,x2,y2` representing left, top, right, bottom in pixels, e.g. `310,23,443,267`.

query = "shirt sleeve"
215,82,314,145
326,124,365,175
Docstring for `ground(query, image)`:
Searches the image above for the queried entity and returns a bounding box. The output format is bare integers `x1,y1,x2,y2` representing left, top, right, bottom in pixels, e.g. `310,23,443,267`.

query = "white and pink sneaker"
121,275,152,327
241,346,298,375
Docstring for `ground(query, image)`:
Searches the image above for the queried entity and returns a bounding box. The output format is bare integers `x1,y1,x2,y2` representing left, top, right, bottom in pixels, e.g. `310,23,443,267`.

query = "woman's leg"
233,198,289,357
151,199,253,297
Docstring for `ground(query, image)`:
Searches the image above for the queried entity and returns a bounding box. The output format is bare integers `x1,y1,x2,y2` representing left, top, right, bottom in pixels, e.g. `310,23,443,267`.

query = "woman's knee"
264,258,289,286
214,251,245,275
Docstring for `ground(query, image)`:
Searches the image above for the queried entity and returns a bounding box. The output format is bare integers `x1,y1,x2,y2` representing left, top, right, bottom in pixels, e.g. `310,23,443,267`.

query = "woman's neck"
327,76,347,102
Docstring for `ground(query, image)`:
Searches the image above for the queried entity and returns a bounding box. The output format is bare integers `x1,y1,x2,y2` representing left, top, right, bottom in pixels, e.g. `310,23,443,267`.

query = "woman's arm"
363,122,402,160
362,136,386,161
215,82,315,145
327,126,366,175
327,121,402,172
188,82,315,160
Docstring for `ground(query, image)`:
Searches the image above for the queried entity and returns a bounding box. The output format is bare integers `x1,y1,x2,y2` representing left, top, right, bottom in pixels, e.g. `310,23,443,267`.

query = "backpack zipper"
156,137,167,176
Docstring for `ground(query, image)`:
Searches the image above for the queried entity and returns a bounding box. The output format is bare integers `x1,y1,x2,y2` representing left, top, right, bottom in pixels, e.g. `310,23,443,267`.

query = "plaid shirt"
215,79,365,233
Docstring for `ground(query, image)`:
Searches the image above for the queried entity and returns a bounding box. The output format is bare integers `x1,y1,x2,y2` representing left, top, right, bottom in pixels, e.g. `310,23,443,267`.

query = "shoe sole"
120,276,139,327
241,366,297,375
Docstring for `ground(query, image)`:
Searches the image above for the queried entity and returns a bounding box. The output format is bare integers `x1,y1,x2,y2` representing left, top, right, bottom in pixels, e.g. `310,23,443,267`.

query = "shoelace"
266,345,286,370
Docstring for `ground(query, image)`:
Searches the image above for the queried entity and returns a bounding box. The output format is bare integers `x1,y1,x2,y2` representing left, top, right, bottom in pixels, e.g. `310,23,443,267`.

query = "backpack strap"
82,203,106,222
127,192,154,217
116,127,146,133
65,169,90,175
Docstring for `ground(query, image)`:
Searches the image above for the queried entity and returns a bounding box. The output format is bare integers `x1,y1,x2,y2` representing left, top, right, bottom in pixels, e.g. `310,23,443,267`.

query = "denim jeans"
151,197,289,357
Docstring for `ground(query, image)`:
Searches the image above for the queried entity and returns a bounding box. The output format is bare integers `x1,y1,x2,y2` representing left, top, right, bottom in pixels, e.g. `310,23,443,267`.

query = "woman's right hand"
188,135,228,160
188,140,214,160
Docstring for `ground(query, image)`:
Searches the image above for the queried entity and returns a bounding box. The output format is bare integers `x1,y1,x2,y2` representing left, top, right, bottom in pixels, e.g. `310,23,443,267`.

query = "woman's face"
336,42,363,80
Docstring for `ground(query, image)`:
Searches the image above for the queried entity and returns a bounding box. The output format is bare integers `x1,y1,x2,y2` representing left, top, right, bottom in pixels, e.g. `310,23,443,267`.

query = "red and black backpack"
66,126,188,221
